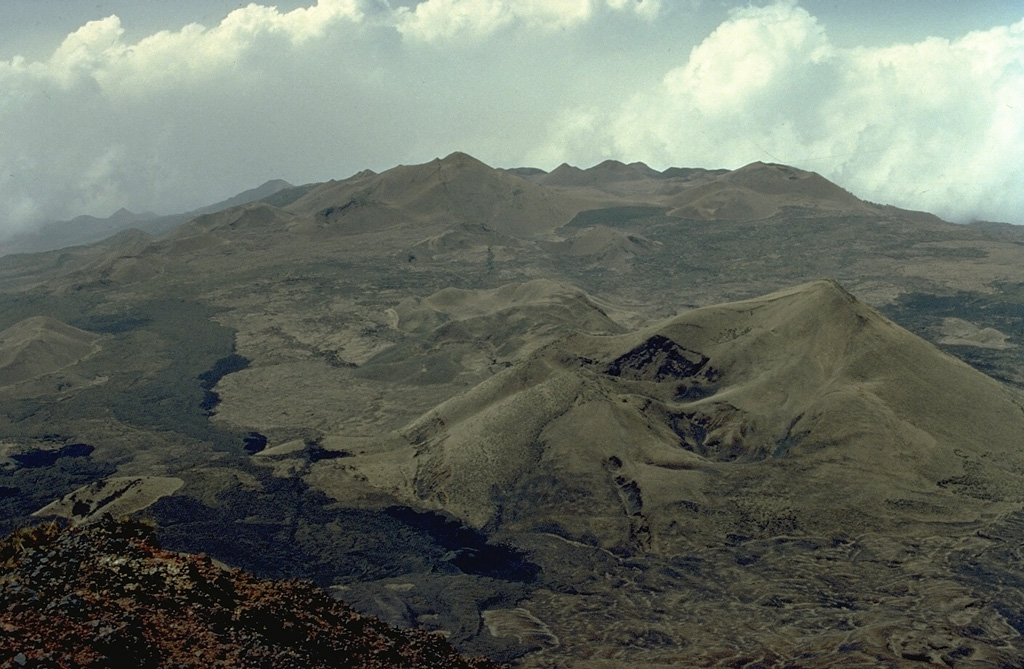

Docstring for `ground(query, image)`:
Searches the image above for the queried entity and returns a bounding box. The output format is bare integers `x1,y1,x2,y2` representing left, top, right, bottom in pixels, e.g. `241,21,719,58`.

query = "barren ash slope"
399,279,1024,539
370,279,1024,665
3,152,1024,666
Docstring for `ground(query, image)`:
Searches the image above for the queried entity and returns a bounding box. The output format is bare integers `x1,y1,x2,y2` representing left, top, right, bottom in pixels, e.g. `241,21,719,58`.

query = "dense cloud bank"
0,0,1020,236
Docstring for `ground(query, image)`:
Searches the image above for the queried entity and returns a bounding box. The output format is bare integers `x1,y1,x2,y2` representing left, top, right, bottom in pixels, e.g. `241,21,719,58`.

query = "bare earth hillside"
3,153,1024,666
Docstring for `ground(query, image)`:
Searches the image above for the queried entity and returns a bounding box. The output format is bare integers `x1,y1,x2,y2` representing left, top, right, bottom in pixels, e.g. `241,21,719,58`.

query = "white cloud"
534,2,1024,223
394,0,514,42
43,0,366,96
0,1,373,235
394,0,659,43
606,0,660,21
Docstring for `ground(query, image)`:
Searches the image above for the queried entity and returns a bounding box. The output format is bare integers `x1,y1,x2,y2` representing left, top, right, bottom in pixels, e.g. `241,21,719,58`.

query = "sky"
0,0,1022,237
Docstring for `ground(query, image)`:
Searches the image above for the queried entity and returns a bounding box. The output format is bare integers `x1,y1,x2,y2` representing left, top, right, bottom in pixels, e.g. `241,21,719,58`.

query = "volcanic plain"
3,153,1024,666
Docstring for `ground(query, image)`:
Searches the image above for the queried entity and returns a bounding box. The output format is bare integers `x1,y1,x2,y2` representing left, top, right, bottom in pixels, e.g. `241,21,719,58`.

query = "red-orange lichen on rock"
0,517,497,668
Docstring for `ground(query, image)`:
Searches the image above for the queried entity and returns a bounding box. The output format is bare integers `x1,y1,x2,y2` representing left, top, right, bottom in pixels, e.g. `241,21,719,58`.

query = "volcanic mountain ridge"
4,152,1024,665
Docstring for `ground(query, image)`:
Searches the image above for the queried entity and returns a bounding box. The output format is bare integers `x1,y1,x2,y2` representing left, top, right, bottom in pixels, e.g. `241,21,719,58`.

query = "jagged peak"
255,178,293,189
594,159,628,169
727,161,857,197
730,160,814,180
438,151,491,169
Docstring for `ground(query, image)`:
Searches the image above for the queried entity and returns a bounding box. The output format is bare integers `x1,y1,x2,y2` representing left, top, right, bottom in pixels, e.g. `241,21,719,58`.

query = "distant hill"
189,179,294,217
284,151,585,237
0,179,295,257
666,161,877,220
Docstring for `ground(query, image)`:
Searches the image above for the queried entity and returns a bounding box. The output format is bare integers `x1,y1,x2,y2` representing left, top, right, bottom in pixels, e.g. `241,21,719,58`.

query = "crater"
607,335,714,383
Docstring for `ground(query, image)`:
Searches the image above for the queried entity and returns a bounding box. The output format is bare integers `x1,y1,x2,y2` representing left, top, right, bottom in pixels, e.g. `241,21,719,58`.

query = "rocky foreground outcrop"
0,517,497,668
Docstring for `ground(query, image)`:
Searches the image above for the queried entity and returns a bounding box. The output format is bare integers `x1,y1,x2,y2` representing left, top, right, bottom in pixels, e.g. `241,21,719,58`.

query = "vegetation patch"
564,206,669,229
10,443,94,468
